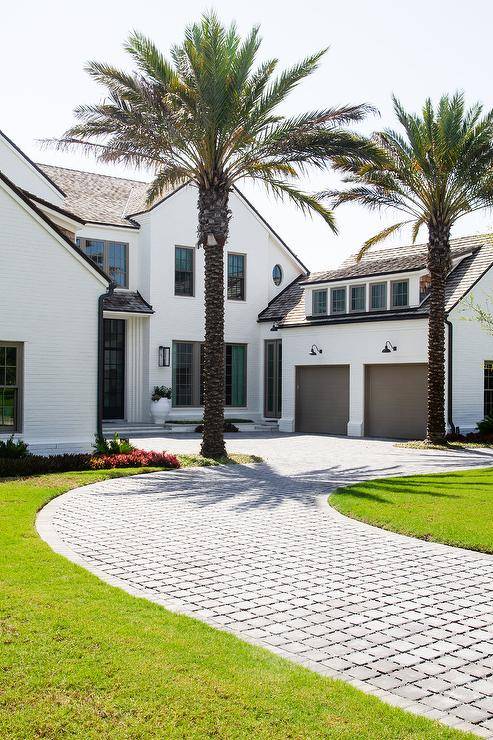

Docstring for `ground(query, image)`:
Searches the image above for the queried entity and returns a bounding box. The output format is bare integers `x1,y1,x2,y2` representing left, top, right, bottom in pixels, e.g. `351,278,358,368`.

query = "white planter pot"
150,397,171,425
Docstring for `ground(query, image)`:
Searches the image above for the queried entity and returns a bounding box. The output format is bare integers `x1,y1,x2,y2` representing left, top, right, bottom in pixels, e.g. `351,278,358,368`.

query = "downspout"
445,317,456,434
97,283,115,437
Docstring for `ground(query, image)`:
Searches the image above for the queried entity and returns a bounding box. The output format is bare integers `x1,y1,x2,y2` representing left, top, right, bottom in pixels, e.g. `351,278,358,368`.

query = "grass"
0,466,470,738
396,440,493,450
330,467,493,553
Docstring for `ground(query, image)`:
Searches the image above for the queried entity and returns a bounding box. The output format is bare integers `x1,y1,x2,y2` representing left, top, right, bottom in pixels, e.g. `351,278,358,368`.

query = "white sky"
3,0,493,270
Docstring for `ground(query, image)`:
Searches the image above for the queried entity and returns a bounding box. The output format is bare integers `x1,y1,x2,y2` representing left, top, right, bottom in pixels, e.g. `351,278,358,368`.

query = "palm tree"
48,13,379,457
327,93,493,444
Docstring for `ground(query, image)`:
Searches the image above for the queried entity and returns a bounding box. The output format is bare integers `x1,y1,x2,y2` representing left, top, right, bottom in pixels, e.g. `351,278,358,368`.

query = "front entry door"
264,339,282,418
103,319,125,420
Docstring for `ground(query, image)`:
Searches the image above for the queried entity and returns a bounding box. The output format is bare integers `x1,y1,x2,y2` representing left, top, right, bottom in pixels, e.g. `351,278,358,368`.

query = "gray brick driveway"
38,434,493,737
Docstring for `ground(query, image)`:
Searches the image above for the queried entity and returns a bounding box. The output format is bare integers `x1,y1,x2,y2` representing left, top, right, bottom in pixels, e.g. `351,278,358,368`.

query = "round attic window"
272,264,283,286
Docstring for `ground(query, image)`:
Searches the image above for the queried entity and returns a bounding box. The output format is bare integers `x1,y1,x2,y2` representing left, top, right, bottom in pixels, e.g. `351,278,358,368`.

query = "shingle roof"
37,164,152,228
259,234,493,327
103,290,153,314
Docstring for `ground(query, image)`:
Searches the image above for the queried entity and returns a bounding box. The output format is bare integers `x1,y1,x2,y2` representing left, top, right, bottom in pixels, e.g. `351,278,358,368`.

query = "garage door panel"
365,364,427,439
296,365,349,435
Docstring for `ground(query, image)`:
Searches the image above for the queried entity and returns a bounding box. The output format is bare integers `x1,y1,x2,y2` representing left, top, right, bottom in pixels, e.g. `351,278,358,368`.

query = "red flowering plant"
89,449,180,470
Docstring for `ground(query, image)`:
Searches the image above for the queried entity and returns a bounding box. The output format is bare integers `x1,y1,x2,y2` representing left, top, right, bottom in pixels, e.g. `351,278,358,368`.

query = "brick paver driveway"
38,434,493,737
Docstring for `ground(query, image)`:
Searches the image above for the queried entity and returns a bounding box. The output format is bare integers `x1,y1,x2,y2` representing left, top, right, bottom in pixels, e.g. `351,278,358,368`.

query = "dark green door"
103,319,125,420
264,339,282,418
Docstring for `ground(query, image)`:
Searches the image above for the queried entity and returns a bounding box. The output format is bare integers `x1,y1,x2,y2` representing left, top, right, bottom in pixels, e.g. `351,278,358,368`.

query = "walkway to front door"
38,435,493,738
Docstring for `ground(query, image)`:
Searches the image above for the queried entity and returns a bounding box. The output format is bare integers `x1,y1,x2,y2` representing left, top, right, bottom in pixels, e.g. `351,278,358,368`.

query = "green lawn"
330,467,493,553
0,466,473,739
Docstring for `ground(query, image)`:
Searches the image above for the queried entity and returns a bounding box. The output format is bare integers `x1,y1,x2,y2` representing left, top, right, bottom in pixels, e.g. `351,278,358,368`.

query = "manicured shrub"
93,433,134,455
0,453,92,478
0,435,30,458
194,421,239,433
89,450,180,470
477,415,493,435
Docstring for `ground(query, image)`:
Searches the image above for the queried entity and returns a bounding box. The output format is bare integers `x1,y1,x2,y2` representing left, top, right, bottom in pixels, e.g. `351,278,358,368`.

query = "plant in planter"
150,386,172,425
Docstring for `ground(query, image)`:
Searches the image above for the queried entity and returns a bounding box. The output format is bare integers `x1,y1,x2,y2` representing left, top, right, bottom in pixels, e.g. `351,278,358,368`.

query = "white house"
1,127,493,447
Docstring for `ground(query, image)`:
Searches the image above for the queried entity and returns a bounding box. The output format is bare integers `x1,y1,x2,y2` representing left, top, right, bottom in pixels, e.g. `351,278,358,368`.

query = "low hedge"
0,450,180,478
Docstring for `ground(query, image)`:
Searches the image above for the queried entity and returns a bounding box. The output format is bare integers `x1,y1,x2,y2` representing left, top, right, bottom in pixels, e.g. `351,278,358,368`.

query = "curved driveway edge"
37,434,493,738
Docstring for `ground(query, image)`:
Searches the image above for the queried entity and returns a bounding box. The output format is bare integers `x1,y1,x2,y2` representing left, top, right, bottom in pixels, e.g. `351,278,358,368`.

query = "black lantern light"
158,346,171,366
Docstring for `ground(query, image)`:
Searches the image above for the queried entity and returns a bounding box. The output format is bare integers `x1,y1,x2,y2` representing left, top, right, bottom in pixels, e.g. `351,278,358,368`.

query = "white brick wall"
0,183,107,445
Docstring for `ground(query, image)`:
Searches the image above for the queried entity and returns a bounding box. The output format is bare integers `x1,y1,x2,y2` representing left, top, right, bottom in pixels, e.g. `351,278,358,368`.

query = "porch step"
103,420,278,436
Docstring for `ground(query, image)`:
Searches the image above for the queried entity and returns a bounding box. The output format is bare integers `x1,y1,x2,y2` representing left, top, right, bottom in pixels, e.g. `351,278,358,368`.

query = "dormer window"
350,285,366,312
420,273,431,302
312,289,327,316
77,237,128,287
331,287,346,314
370,282,387,310
391,279,409,308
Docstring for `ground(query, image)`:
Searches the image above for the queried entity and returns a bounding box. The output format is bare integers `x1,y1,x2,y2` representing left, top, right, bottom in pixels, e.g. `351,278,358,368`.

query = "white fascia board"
1,134,65,202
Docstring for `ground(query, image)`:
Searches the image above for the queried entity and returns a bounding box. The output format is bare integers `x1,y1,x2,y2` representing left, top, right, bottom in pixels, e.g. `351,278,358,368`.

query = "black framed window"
370,282,387,310
272,264,283,286
331,287,346,314
485,361,493,418
350,285,366,312
227,253,246,300
77,238,128,287
312,289,327,316
0,344,21,431
172,341,247,407
175,247,194,296
391,279,409,308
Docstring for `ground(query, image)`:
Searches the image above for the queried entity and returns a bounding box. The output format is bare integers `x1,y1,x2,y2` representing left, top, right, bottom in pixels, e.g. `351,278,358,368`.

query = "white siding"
0,133,64,205
449,266,493,433
0,184,106,446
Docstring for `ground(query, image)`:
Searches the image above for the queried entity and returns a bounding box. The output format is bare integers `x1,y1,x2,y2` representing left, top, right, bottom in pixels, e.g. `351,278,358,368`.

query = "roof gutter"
445,317,456,434
97,283,115,437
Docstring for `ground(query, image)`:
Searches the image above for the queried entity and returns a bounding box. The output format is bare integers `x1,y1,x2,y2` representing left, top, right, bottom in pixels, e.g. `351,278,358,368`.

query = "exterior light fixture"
270,322,279,332
158,346,171,367
381,341,397,354
309,344,323,355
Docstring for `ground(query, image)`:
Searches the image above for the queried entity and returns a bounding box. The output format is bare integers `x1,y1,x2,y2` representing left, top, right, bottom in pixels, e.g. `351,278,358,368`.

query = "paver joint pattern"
37,434,493,738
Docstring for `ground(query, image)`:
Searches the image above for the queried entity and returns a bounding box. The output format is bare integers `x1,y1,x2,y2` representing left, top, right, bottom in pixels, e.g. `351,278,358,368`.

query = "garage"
295,365,349,435
365,363,427,439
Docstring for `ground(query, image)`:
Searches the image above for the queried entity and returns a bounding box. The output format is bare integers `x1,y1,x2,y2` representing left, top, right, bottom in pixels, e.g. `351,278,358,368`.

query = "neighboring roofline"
261,311,428,329
0,129,66,197
0,170,110,284
233,186,309,274
22,189,86,225
446,259,493,315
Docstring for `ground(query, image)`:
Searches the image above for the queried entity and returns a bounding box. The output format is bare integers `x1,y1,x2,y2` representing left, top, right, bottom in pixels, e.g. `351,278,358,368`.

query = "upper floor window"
391,279,409,308
485,361,493,418
227,253,246,300
350,284,366,312
0,343,21,431
312,289,327,316
331,286,346,314
175,246,194,296
370,282,387,310
272,264,283,286
77,238,128,287
420,273,431,302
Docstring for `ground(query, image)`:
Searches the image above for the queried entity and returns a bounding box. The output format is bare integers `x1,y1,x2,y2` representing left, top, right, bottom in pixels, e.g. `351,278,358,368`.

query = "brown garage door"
296,365,349,435
365,364,427,439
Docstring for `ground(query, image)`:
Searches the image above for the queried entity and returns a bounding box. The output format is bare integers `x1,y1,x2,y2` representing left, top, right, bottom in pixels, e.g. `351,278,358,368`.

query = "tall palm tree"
48,13,379,457
327,93,493,444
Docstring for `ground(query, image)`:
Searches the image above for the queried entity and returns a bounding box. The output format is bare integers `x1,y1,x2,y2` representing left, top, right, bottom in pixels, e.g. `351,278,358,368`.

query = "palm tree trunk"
198,185,231,458
426,221,451,444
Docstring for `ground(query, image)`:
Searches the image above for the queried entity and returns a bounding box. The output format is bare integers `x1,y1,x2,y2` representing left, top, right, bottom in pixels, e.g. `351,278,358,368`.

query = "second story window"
175,246,194,296
370,282,387,310
420,273,431,302
228,253,245,300
312,289,327,315
391,279,409,308
350,285,366,312
77,238,128,287
331,287,346,314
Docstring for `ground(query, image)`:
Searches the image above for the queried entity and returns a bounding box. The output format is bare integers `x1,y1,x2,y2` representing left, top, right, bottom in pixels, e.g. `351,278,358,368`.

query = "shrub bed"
0,450,180,478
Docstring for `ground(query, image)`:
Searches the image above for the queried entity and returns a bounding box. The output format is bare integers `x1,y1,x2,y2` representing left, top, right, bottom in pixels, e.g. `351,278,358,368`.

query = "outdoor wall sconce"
158,346,171,366
381,340,397,354
270,322,280,332
309,344,323,355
